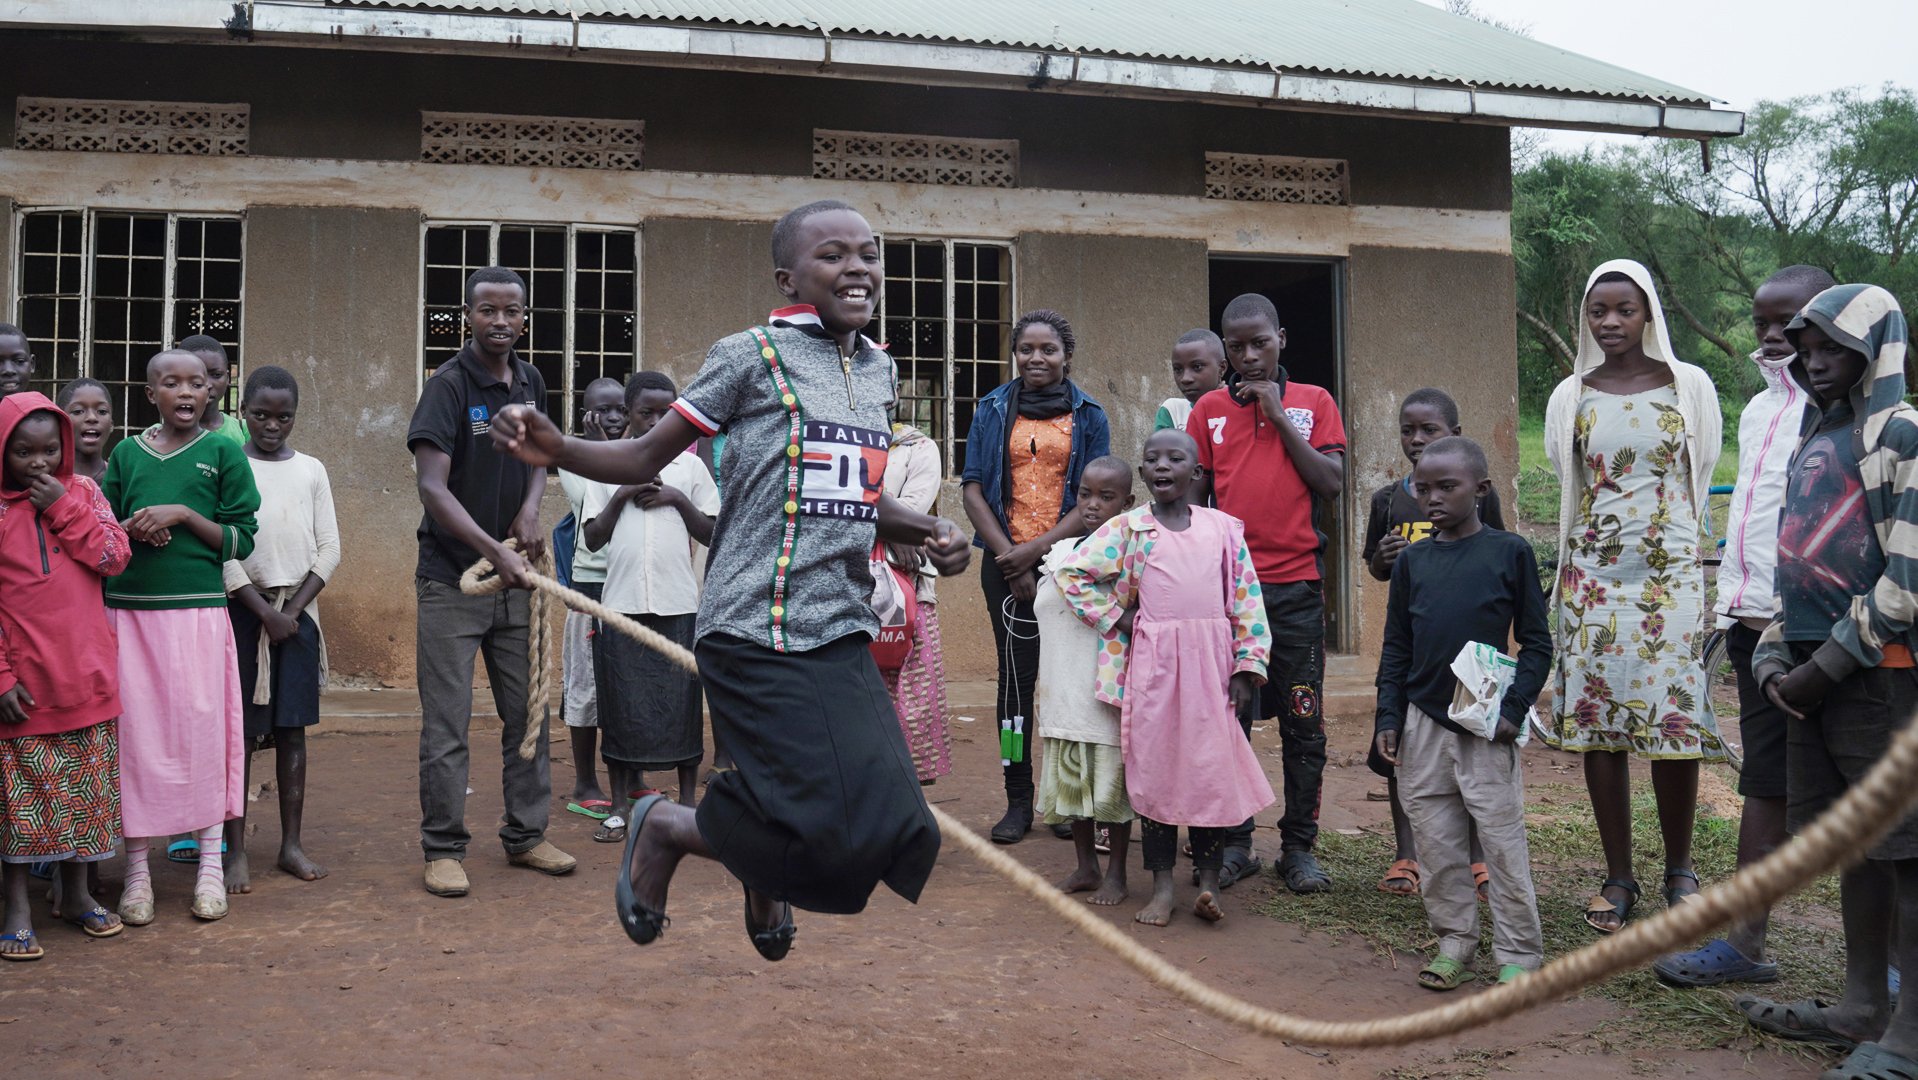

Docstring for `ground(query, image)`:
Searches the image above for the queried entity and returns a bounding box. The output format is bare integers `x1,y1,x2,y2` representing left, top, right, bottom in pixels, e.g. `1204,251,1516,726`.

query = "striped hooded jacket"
1753,284,1915,685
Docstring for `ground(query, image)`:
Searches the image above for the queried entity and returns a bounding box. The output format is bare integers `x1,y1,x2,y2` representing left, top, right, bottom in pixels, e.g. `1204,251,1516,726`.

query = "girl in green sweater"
103,349,259,925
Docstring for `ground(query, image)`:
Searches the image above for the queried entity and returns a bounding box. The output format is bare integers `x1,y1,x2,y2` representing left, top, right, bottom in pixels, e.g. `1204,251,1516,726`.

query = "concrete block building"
0,1,1740,682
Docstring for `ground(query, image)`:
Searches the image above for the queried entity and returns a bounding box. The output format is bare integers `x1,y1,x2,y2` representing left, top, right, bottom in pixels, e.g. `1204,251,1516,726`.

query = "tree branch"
1518,308,1578,374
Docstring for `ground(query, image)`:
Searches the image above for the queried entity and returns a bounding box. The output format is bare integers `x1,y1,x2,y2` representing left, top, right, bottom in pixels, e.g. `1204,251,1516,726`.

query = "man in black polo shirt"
408,266,575,897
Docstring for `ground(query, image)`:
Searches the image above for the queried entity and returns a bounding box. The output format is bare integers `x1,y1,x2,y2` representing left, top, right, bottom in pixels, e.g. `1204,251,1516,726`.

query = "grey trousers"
416,576,551,861
1399,705,1543,969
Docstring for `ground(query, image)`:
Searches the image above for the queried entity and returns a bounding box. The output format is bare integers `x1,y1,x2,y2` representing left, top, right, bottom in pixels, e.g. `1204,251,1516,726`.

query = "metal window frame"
874,234,1017,475
8,205,247,434
415,218,641,436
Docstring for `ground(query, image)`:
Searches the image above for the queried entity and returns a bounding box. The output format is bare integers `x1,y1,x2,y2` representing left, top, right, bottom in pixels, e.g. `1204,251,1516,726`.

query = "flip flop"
1417,955,1473,991
742,885,795,962
592,815,628,844
1093,824,1111,855
1824,1041,1918,1080
567,799,613,820
1378,858,1421,896
166,839,227,863
1736,996,1862,1050
614,793,672,946
0,928,43,961
63,905,124,939
1653,939,1779,988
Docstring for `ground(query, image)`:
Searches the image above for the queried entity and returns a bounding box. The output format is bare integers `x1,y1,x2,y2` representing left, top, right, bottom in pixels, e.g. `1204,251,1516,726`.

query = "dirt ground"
3,688,1804,1079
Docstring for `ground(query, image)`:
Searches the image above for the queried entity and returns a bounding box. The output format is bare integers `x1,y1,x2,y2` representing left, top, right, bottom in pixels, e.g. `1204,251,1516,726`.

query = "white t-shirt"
586,451,720,617
223,451,341,595
558,469,609,583
1034,536,1121,747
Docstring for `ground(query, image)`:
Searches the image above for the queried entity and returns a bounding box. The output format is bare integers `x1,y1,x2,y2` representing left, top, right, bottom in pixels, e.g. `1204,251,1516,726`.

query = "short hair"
1420,435,1489,481
464,266,528,307
1175,328,1224,357
0,322,26,345
625,370,678,409
771,199,859,270
1144,426,1200,455
1221,293,1281,332
242,364,300,407
1400,388,1461,428
582,376,623,396
1081,454,1133,484
178,334,227,364
56,376,107,408
1588,270,1649,306
1012,309,1076,357
145,348,202,382
1762,264,1838,293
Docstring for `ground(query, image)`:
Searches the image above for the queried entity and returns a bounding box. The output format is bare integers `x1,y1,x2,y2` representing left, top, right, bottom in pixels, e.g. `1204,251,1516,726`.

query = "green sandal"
1417,955,1475,991
1496,964,1527,985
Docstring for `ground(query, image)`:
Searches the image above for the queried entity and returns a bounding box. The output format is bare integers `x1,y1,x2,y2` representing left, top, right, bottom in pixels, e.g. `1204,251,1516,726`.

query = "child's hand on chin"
26,474,65,511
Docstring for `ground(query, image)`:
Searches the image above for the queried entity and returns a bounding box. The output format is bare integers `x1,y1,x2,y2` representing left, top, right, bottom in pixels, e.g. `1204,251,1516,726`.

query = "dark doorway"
1207,256,1350,651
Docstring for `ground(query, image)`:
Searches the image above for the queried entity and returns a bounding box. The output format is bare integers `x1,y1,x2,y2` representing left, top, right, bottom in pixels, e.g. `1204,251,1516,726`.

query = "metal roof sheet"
336,0,1715,104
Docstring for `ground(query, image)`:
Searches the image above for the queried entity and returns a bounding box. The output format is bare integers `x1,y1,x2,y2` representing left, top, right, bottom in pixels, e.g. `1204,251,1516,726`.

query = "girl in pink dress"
1056,428,1273,927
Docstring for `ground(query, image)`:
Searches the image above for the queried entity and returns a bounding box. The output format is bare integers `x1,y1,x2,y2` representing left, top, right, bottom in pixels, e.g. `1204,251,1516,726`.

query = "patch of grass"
1256,787,1844,1060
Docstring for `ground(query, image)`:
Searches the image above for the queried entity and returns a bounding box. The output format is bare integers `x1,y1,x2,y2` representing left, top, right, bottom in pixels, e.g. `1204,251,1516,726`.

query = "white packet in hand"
1446,641,1537,747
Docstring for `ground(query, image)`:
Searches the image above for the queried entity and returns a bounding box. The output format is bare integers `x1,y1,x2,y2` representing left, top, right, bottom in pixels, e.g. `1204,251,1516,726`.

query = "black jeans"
1142,820,1224,872
981,556,1042,801
1227,580,1326,855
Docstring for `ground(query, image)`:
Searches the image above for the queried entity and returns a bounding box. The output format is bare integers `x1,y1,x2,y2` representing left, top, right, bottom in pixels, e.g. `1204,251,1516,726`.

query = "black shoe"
991,798,1033,844
1049,822,1074,840
614,794,672,945
743,886,795,962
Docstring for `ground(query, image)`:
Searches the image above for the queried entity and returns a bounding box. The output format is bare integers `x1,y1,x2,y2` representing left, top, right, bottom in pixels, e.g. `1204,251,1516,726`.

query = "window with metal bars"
421,222,637,434
11,208,244,438
875,238,1014,475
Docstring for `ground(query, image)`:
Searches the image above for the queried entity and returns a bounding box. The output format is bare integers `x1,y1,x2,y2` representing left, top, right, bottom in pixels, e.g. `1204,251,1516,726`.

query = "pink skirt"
109,607,245,837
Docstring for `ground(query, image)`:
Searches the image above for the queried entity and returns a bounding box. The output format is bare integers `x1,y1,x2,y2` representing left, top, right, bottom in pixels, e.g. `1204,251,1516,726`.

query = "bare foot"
1134,895,1174,926
225,850,252,895
1058,866,1102,894
1193,890,1224,923
1087,877,1128,906
278,844,328,882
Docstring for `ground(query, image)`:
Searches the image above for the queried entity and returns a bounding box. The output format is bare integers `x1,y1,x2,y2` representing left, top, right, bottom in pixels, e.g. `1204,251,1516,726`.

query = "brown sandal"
1378,858,1420,896
1473,862,1490,902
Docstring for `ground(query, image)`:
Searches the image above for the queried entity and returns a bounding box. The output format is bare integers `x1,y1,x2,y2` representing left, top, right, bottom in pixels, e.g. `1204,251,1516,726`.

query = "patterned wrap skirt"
0,720,121,863
1037,737,1135,825
880,601,954,783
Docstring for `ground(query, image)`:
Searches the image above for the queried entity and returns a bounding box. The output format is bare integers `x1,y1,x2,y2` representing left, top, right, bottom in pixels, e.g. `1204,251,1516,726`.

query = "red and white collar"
768,305,886,352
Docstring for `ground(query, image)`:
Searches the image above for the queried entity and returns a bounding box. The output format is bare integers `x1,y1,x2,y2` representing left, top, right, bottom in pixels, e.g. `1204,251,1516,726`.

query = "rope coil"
462,555,1918,1047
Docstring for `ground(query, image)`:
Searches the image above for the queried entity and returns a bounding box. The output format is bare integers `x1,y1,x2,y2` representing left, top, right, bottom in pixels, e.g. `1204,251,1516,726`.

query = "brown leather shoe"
423,858,469,897
507,841,576,875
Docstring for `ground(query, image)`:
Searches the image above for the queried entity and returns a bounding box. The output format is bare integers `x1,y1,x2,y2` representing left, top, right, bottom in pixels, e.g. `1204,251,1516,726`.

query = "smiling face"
1170,340,1224,403
1413,449,1487,534
1399,401,1457,465
774,208,881,339
0,334,34,398
1014,323,1069,390
193,349,232,416
1074,463,1134,533
146,351,210,436
582,382,628,441
1221,313,1285,383
628,387,676,438
243,386,298,457
4,413,62,490
1752,280,1824,363
1795,323,1870,406
466,281,528,361
63,384,112,459
1585,280,1650,359
1139,429,1202,505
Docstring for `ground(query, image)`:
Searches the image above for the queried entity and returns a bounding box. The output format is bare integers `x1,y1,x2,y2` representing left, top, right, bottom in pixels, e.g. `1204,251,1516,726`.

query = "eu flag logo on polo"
469,404,491,435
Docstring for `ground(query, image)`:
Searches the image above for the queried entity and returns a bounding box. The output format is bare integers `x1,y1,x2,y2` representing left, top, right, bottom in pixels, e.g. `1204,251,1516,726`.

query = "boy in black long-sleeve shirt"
1374,436,1551,991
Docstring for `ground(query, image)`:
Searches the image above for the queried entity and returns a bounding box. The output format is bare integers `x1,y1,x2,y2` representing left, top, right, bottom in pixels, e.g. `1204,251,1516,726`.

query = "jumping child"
222,365,338,891
1361,387,1505,899
1056,428,1273,927
1153,329,1226,433
1740,286,1918,1077
0,324,36,400
180,335,243,447
491,200,969,961
580,371,718,841
1373,436,1550,990
0,393,131,959
557,376,628,822
1035,454,1137,905
104,349,259,923
58,377,114,484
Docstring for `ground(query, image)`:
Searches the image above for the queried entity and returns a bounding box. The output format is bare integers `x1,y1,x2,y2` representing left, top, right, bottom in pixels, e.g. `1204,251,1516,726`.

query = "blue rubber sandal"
614,793,672,947
0,928,43,961
1653,939,1779,988
166,839,227,863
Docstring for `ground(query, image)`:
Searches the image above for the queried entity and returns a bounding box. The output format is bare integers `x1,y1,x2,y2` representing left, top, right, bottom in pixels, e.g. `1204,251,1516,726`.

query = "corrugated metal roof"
335,0,1715,104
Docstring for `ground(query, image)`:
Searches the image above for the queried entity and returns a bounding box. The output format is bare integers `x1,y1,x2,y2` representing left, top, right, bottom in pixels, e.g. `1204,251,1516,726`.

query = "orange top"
1007,414,1074,544
1881,644,1914,669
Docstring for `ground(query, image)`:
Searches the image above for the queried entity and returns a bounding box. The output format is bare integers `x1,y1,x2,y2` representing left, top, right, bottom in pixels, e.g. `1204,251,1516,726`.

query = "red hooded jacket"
0,392,131,737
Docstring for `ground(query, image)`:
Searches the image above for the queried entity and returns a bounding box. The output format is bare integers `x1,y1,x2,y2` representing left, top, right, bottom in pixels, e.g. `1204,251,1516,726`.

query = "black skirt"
595,611,703,770
229,602,322,743
694,631,941,914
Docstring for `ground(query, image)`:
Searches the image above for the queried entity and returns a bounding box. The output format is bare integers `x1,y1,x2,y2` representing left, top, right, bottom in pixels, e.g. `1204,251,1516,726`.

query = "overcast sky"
1415,0,1918,153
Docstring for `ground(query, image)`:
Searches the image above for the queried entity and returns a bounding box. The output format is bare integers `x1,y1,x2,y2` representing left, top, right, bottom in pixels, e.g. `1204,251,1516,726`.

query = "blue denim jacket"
961,379,1111,550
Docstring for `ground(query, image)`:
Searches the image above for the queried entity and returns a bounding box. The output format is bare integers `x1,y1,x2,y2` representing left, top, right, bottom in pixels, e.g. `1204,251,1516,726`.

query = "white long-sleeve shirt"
223,451,341,595
1718,350,1811,625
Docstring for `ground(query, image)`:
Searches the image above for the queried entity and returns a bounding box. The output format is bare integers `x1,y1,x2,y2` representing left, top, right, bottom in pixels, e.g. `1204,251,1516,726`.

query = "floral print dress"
1552,385,1724,760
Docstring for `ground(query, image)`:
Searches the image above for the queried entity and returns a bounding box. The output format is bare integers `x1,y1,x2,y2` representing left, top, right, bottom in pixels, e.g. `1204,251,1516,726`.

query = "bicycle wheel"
1697,626,1744,773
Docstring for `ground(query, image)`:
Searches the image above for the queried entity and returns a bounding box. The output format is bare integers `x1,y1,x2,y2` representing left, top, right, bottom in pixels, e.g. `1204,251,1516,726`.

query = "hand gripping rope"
461,552,1918,1048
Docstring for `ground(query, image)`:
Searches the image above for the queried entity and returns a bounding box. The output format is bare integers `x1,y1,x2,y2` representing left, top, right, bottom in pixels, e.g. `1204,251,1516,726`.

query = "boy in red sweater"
0,393,133,958
1189,293,1346,893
